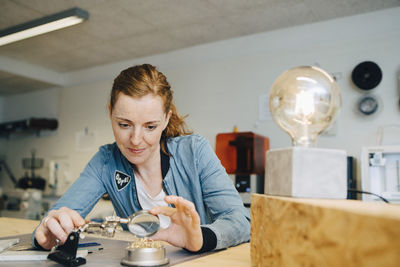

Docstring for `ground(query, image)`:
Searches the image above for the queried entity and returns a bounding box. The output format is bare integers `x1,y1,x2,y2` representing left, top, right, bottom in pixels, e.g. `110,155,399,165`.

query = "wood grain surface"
0,217,39,237
251,194,400,267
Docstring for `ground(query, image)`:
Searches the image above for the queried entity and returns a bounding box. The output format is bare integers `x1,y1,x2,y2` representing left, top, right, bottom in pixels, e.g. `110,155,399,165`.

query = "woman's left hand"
149,195,202,252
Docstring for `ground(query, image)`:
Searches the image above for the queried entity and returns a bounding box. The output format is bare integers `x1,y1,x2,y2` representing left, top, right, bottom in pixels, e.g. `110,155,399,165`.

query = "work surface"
0,217,251,266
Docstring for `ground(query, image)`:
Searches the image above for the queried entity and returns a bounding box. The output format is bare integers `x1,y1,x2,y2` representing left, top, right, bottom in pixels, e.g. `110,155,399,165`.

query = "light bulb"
269,66,341,147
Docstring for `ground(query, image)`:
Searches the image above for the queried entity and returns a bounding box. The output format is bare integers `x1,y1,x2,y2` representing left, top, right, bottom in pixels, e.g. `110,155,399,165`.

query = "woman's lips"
128,148,145,154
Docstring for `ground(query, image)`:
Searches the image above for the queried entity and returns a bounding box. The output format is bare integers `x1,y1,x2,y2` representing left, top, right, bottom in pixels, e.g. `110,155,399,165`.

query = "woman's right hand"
35,207,85,250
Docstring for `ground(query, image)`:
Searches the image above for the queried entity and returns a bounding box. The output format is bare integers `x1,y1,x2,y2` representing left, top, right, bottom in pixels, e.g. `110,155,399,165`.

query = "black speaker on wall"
347,156,357,199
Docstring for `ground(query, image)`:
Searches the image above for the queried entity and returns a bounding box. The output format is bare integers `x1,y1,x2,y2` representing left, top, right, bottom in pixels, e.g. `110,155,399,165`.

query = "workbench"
0,217,251,266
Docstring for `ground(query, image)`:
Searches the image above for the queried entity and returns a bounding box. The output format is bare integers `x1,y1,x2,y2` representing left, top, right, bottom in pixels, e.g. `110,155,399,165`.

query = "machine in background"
216,131,269,207
347,156,357,200
0,149,46,220
361,146,400,204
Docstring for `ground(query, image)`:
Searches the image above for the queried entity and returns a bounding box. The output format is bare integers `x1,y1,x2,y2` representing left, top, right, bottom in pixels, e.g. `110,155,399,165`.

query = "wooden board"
250,194,400,267
0,217,39,237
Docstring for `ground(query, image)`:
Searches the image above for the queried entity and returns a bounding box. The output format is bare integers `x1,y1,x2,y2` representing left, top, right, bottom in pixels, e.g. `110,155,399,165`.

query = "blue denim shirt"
42,134,250,250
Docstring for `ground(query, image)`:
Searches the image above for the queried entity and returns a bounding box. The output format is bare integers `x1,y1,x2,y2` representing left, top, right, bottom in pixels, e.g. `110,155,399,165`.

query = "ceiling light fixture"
0,7,89,46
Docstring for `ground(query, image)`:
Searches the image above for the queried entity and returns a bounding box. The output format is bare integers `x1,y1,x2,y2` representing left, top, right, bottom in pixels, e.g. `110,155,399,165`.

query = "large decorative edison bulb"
269,66,341,147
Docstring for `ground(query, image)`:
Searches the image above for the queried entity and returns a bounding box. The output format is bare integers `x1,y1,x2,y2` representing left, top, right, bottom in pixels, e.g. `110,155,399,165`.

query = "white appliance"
361,146,400,204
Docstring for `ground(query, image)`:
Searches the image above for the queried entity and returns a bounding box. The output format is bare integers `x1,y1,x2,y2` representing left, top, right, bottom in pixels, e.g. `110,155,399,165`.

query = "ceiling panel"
0,0,42,28
167,17,242,48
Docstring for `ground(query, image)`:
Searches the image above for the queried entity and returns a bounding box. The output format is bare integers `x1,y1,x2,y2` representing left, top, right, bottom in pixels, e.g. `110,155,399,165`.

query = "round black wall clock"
352,61,382,90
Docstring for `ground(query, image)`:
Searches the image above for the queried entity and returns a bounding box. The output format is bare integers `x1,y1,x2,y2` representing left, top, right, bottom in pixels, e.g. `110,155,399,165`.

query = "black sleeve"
198,226,217,252
184,226,217,253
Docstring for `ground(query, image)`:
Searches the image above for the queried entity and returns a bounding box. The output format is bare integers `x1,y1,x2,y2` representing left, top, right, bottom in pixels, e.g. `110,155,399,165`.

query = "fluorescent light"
0,7,89,46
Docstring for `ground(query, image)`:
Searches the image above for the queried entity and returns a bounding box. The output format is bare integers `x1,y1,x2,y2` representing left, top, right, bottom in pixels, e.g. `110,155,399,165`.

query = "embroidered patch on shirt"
114,170,131,191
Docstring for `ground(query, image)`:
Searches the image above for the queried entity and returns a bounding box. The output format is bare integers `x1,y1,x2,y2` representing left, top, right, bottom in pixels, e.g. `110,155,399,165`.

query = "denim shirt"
41,134,250,250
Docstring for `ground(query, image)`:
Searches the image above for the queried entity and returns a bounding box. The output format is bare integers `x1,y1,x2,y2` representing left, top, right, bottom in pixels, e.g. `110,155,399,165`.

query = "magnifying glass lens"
127,211,160,238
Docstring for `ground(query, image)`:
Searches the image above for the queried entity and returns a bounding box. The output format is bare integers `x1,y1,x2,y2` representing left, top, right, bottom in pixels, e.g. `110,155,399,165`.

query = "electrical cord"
347,189,390,203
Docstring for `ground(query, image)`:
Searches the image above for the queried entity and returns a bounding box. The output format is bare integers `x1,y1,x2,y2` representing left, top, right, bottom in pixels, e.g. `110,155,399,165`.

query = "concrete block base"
264,147,347,198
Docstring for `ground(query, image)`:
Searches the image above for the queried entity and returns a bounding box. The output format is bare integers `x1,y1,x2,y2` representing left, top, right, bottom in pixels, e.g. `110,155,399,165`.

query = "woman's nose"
130,129,142,145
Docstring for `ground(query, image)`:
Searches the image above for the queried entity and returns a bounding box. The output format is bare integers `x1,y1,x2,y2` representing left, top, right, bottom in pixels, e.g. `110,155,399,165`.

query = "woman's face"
110,93,170,166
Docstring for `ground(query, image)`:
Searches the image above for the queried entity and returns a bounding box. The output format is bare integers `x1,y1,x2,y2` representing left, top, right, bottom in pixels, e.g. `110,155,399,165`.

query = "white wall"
1,8,400,192
1,88,59,122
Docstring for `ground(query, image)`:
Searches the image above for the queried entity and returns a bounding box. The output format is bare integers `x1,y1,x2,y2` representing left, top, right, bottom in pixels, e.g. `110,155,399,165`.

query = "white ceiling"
0,0,399,96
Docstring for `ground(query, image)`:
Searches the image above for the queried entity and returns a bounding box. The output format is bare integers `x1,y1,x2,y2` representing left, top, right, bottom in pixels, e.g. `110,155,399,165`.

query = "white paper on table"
0,249,88,261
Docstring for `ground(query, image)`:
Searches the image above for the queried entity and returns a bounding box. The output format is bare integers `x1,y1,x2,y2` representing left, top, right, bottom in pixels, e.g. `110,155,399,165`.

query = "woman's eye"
119,123,130,128
147,125,157,130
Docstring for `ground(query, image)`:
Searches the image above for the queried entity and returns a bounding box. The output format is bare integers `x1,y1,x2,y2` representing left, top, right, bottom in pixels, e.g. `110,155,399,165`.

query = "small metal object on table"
118,210,170,267
121,247,169,267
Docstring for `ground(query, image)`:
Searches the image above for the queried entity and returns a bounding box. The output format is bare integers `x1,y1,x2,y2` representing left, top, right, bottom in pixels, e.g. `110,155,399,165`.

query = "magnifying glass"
120,210,160,238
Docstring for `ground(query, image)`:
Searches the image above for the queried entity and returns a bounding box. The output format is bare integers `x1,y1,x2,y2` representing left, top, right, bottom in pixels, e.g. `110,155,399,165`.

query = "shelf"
0,118,58,138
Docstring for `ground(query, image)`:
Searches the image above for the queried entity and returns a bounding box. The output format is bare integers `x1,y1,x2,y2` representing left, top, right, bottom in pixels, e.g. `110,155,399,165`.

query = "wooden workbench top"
0,217,39,238
251,194,400,267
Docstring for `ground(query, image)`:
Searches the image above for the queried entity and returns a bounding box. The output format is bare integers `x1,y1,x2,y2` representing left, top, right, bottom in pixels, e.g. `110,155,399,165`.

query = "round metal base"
121,247,169,267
